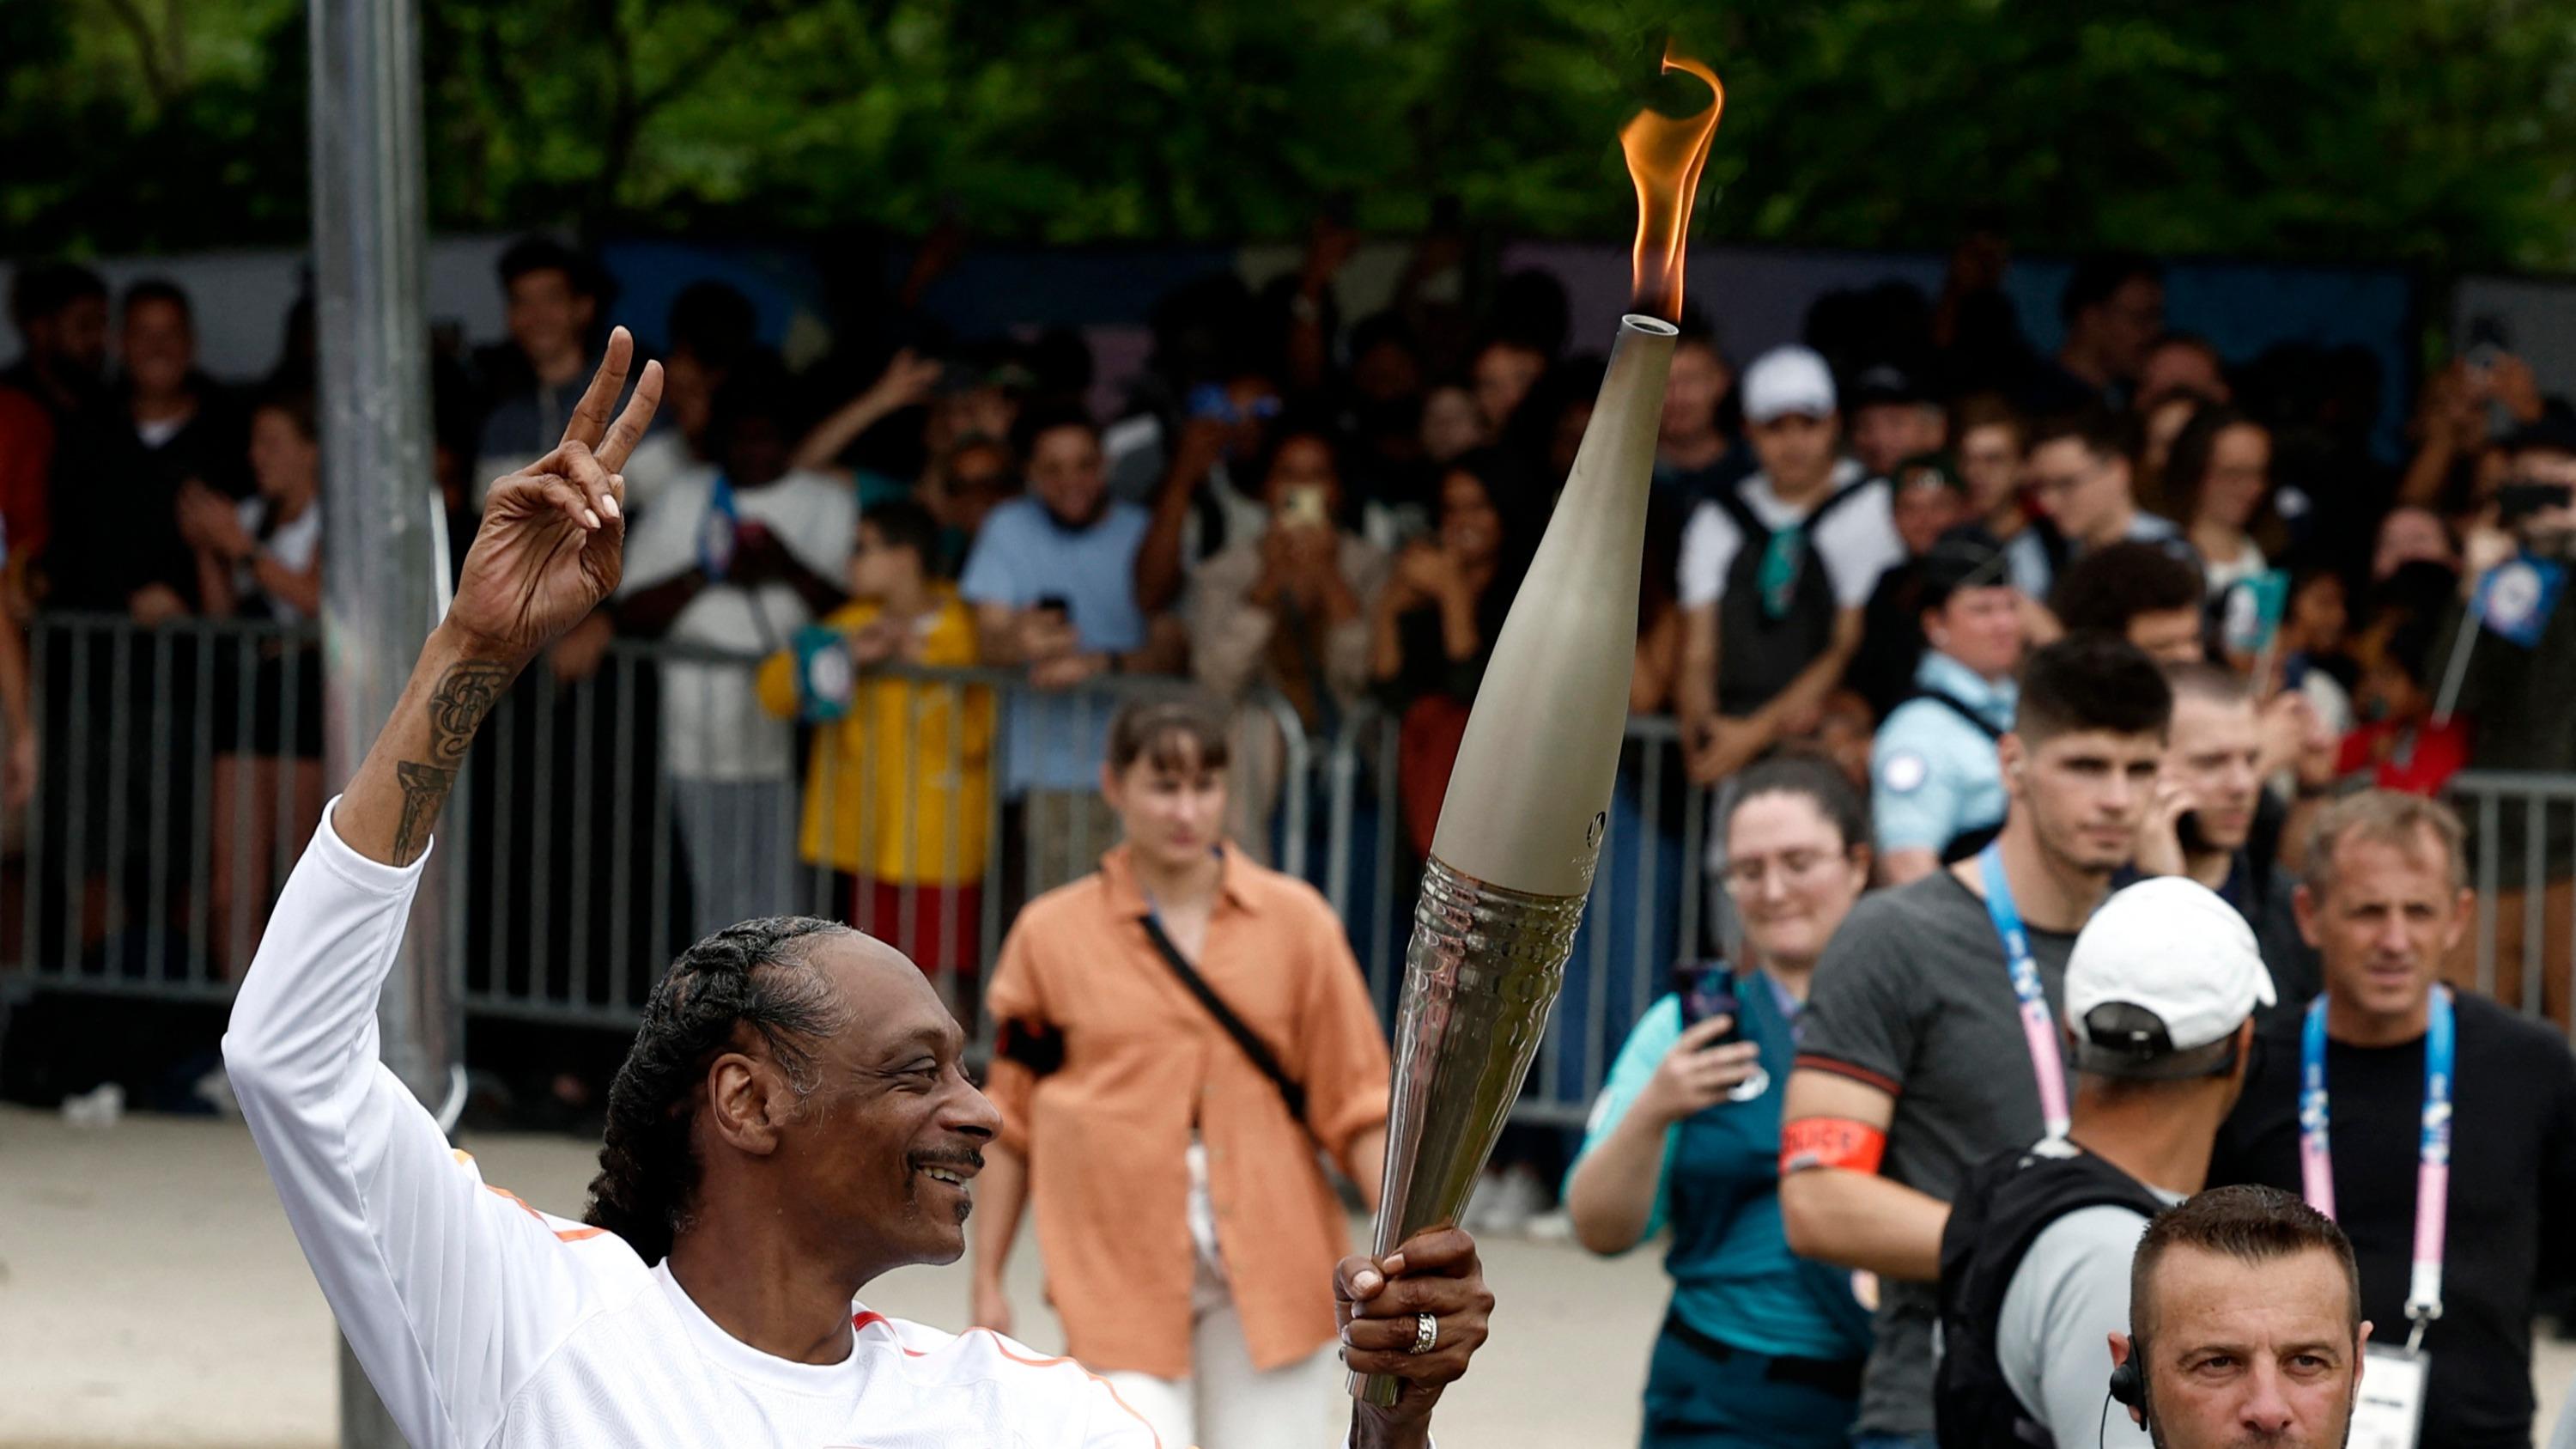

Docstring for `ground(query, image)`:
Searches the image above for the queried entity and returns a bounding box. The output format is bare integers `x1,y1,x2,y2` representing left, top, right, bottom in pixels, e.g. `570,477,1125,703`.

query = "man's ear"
1998,733,2029,806
704,1051,791,1157
2293,881,2320,950
2108,1331,2145,1429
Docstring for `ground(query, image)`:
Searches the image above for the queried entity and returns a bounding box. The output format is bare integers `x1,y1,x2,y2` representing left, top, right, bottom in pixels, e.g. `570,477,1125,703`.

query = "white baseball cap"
2063,877,2275,1079
1741,344,1838,424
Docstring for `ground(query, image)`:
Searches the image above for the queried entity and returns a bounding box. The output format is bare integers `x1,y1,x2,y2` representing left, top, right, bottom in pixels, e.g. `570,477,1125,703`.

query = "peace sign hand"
451,327,664,661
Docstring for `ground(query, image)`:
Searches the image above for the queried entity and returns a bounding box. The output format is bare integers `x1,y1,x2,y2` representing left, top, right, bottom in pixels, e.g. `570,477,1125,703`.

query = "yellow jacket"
756,589,993,883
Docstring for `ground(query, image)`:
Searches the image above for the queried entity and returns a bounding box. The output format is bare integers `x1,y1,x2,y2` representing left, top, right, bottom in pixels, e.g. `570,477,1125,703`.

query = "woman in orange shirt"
973,696,1391,1449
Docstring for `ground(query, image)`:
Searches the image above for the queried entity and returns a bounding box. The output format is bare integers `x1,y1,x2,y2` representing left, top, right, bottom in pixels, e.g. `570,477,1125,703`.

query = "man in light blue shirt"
1870,531,2025,884
959,408,1182,887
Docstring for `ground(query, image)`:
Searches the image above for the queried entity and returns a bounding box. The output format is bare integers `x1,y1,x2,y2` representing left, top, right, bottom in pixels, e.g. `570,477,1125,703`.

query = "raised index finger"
560,326,635,454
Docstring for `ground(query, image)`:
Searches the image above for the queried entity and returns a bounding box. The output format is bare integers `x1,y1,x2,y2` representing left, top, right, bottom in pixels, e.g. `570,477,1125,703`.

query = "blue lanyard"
2299,987,2453,1342
1975,843,2071,1140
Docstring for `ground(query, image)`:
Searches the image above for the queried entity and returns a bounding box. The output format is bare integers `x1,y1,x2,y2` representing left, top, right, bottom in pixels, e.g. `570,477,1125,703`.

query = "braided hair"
583,916,854,1264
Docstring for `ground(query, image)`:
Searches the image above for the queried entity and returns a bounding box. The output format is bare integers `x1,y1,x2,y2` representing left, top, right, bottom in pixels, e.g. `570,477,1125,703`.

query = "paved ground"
3,1103,2568,1447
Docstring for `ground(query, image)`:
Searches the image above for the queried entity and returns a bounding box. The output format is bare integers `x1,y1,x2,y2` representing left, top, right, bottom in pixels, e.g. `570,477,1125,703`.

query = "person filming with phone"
1564,754,1877,1448
1185,420,1388,857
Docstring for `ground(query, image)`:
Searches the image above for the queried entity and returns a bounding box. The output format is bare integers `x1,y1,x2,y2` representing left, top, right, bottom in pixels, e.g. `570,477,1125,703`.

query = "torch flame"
1619,43,1724,320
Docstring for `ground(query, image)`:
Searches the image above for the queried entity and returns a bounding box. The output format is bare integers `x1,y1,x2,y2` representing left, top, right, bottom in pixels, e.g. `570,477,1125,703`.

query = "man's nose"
950,1079,1003,1141
2235,1364,2298,1435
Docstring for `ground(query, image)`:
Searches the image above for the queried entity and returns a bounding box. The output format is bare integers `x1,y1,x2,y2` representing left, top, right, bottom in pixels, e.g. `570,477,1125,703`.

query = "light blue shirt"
1870,651,2015,855
958,496,1151,794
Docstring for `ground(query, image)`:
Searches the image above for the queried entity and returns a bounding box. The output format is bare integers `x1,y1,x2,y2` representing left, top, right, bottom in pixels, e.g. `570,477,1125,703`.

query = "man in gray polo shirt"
1780,634,2173,1449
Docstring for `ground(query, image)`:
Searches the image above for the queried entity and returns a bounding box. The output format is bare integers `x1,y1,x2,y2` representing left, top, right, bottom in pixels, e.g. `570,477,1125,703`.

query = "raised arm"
225,335,662,1449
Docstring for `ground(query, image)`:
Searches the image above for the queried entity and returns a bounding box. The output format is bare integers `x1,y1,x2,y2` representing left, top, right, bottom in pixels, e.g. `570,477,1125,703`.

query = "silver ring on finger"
1407,1312,1438,1355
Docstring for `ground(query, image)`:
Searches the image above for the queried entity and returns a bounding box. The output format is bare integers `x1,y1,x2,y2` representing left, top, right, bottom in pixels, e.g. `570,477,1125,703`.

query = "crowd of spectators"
9,224,2576,1443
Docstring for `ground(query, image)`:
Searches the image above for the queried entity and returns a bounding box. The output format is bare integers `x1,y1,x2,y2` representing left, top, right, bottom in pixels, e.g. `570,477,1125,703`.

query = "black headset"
2101,1336,2150,1449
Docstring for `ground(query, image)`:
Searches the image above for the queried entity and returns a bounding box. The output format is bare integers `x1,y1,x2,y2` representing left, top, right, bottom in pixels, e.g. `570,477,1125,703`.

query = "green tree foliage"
7,0,2575,268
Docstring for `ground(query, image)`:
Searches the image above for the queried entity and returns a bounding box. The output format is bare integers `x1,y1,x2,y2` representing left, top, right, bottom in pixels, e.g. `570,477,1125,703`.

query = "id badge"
2348,1345,2427,1449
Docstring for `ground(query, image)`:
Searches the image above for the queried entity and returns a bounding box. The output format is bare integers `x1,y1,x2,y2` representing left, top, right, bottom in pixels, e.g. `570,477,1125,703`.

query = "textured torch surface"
1358,854,1587,1404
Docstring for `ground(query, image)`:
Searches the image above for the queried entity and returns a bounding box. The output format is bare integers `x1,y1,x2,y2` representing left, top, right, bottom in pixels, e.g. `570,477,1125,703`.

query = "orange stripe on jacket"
848,1312,1175,1448
453,1149,605,1242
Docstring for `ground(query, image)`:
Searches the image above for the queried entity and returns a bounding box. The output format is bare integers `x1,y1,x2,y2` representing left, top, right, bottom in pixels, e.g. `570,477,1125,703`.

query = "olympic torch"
1358,46,1724,1408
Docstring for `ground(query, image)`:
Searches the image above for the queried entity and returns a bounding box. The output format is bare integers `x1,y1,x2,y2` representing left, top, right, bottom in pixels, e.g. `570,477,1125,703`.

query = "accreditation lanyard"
2300,987,2453,1348
1976,843,2071,1142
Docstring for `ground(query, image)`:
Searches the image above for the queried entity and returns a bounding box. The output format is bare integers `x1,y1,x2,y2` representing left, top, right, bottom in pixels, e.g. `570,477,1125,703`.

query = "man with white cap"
1932,876,2275,1449
1674,344,1905,783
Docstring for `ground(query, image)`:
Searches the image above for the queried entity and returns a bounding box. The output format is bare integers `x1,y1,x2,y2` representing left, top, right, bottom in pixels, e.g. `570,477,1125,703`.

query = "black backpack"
1710,475,1880,716
1934,1143,2171,1449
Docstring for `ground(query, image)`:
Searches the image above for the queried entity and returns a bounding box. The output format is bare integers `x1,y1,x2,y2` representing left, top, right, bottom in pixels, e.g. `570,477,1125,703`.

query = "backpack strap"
1138,914,1310,1129
1912,687,2008,741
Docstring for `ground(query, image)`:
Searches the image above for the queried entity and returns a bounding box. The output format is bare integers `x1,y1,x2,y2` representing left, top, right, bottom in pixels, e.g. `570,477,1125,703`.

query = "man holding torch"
225,330,1492,1448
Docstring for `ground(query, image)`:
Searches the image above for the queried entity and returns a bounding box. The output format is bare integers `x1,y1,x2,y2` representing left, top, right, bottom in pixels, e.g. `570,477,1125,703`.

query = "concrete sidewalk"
5,1102,2570,1447
0,1105,1666,1447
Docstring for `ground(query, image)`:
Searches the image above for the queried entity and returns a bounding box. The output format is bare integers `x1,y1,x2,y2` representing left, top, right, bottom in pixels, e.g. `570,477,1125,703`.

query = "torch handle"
1356,857,1586,1408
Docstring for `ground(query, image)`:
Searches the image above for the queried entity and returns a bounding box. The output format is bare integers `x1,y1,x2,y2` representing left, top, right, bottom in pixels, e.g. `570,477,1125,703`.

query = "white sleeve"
1676,502,1738,610
224,805,608,1449
1820,485,1905,610
1997,1207,2153,1449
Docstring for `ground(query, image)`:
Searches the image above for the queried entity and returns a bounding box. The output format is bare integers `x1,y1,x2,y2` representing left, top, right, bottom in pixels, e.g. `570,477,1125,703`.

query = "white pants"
1101,1145,1345,1449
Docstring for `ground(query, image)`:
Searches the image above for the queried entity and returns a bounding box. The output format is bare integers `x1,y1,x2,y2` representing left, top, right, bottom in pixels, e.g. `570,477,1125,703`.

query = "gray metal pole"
309,0,453,1437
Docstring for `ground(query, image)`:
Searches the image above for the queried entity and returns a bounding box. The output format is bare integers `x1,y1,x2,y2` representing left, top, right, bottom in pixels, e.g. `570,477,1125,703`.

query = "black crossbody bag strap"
1138,914,1309,1127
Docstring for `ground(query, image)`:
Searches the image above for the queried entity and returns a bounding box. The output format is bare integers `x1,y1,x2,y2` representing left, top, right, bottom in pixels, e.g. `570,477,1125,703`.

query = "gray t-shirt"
1797,869,2078,1438
1998,1190,2184,1448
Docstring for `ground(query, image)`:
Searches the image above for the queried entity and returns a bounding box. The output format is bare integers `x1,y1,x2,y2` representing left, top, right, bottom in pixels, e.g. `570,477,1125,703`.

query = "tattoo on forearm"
389,660,509,864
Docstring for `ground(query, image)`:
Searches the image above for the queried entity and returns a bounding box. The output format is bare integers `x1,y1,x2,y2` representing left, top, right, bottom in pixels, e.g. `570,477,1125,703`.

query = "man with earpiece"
1931,877,2274,1447
2107,1185,2371,1449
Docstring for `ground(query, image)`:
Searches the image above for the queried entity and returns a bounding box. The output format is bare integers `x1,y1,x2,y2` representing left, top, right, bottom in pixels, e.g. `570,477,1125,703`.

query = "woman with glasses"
1564,753,1877,1448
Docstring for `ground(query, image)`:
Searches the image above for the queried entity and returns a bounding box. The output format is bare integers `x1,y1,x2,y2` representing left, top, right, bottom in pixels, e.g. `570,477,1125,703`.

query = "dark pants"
1642,1320,1862,1449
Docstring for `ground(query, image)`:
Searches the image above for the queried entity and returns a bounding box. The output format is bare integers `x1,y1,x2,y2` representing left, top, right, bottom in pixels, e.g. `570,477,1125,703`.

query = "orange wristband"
1780,1117,1887,1176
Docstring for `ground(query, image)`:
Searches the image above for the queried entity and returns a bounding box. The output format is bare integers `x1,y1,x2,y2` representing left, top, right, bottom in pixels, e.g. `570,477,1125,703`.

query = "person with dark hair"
1935,877,2271,1449
1186,420,1388,858
2135,332,2230,414
1370,446,1541,858
1869,527,2026,885
1468,336,1548,440
963,405,1182,892
2166,405,2274,598
616,279,763,519
1849,366,1947,481
1565,755,1875,1447
179,384,327,977
1133,369,1289,614
1846,456,1973,721
1655,329,1742,504
473,234,607,490
1674,344,1904,784
226,339,1490,1449
755,496,993,993
2025,403,2184,557
46,277,249,621
2049,539,2207,664
618,358,854,940
1950,392,2060,600
2110,1185,2366,1449
2331,563,2467,797
2,260,109,417
1781,634,2172,1449
2210,791,2576,1448
2129,663,2319,1015
2021,253,2164,417
975,696,1414,1449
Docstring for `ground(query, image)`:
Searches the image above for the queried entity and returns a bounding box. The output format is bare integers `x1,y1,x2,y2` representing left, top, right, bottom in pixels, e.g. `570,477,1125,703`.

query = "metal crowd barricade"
2445,770,2576,1029
14,615,2576,1128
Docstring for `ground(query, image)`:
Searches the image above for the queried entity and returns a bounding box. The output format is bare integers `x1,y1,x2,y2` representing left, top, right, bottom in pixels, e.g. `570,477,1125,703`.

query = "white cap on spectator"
1740,344,1838,424
2063,877,2275,1079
